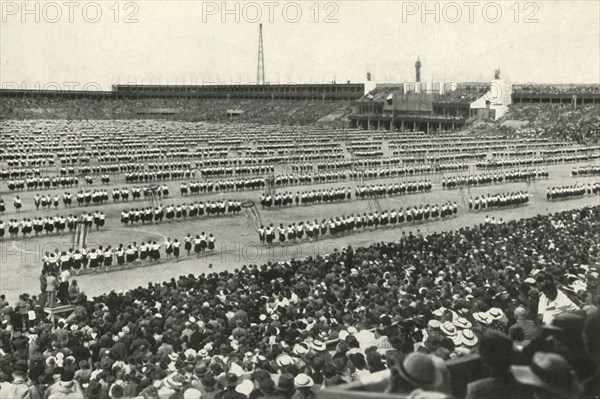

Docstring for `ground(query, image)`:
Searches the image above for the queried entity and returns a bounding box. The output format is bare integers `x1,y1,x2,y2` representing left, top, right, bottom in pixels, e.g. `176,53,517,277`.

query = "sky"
1,0,599,90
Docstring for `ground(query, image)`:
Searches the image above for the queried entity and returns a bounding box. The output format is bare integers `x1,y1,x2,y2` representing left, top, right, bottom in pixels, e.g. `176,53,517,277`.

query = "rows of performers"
41,232,217,275
179,178,266,195
441,169,549,189
112,185,170,201
124,170,195,183
260,188,351,208
0,212,105,239
119,200,243,225
258,181,432,209
0,167,42,179
468,191,530,211
257,202,458,245
5,176,79,191
546,183,600,200
272,166,448,187
572,165,600,176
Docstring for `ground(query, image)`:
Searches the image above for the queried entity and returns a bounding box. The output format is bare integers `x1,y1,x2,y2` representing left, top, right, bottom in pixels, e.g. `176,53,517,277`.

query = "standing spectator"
39,272,47,308
46,369,85,399
68,280,81,302
214,373,245,399
45,272,58,308
0,361,31,399
58,268,71,304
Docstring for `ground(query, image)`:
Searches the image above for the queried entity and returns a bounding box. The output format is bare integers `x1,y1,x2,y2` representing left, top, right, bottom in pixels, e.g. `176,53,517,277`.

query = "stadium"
1,5,600,399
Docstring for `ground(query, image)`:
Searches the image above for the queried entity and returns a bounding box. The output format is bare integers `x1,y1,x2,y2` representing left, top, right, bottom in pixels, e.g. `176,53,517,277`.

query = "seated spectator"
537,282,580,325
385,352,450,398
509,306,540,343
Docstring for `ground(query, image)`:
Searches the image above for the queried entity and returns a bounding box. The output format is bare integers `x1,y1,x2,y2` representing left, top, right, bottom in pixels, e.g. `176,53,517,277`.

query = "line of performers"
0,168,42,179
468,191,529,211
0,212,105,239
124,170,195,183
273,166,444,187
258,202,458,245
112,185,170,201
41,232,216,274
259,180,433,209
442,170,549,189
184,233,217,257
34,193,70,209
572,166,600,176
546,183,600,200
42,241,163,273
260,188,351,208
5,176,79,191
179,179,266,194
355,180,432,198
120,200,242,225
199,165,275,178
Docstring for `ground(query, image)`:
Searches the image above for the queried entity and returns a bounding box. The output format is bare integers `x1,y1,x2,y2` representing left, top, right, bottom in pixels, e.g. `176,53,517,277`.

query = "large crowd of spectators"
1,204,598,398
503,104,600,145
0,97,351,125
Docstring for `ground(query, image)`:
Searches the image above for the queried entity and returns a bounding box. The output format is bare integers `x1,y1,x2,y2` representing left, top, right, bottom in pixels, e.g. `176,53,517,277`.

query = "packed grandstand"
0,85,599,399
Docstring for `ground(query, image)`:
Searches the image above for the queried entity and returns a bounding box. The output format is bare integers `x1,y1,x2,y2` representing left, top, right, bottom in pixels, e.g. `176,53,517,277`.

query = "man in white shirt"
58,269,71,304
537,282,579,325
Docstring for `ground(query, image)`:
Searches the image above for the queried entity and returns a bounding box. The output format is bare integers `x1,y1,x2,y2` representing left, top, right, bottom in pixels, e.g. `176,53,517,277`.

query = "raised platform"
43,304,76,325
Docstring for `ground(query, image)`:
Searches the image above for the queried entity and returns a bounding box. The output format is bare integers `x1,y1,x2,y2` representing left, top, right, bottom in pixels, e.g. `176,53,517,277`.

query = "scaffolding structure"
70,218,89,250
145,185,163,208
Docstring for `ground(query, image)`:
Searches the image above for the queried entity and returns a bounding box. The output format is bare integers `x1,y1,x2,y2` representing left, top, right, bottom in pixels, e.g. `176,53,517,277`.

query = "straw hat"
294,373,314,388
459,329,478,347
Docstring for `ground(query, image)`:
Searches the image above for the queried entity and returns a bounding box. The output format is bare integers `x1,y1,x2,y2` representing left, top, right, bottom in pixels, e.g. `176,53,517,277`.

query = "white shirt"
538,289,580,325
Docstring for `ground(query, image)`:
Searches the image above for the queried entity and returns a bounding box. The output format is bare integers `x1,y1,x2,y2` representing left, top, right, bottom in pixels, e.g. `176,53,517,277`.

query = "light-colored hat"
440,322,457,336
459,329,478,347
310,340,326,352
396,352,441,389
276,354,294,368
488,308,505,321
473,312,492,325
183,388,202,399
453,317,472,329
294,373,314,388
427,320,441,330
235,380,254,398
293,343,309,356
164,375,184,390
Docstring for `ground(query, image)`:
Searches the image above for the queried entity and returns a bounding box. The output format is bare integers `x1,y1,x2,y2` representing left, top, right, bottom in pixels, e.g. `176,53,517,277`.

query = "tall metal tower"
415,57,422,82
257,23,265,85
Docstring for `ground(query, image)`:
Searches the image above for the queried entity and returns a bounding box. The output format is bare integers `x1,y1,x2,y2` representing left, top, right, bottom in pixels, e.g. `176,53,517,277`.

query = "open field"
1,159,598,302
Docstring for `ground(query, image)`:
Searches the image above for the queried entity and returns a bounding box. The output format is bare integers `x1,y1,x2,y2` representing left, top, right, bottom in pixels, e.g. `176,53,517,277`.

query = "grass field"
1,159,599,302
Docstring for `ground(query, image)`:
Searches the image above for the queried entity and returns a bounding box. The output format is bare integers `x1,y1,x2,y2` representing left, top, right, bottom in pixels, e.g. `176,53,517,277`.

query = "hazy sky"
1,0,599,90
